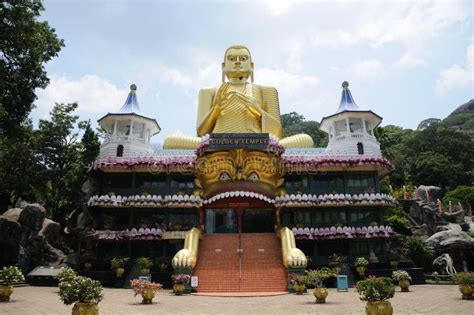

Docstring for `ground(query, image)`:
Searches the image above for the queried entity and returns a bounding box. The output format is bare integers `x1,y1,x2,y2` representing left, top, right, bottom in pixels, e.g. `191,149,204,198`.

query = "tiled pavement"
0,285,472,315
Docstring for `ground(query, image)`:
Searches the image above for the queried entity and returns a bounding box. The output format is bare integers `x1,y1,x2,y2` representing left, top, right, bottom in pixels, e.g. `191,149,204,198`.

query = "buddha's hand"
172,249,195,269
231,93,262,118
286,248,308,268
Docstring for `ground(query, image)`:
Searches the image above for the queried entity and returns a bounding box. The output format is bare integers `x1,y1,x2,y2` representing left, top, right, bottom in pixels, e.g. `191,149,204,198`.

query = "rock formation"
0,203,65,273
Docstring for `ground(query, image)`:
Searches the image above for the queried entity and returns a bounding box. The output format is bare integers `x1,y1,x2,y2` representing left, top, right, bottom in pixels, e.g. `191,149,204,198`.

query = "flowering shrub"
171,274,190,285
0,266,25,285
305,268,335,288
58,276,103,305
130,279,163,297
328,253,347,267
357,276,395,302
56,267,77,283
288,273,307,286
354,257,369,267
392,270,412,282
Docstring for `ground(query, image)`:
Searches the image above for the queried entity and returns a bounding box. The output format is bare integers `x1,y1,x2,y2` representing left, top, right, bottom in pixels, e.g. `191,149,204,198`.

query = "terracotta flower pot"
72,302,99,315
115,268,125,277
0,285,13,302
459,284,473,300
141,287,155,304
365,301,393,315
140,268,150,276
356,266,366,276
313,287,328,303
173,284,185,295
293,284,305,295
399,279,410,292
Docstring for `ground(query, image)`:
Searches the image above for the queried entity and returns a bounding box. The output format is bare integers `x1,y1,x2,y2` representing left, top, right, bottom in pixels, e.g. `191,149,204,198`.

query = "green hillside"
443,99,474,138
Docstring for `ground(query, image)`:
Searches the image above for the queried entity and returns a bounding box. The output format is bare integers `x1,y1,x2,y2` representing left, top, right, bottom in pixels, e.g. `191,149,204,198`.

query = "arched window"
357,142,364,155
116,145,124,157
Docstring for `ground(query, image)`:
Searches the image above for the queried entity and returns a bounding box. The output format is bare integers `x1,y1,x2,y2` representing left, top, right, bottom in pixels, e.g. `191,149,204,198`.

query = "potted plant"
306,267,335,303
328,253,347,275
0,266,25,302
157,256,170,272
354,257,369,276
357,276,395,315
135,257,153,275
58,276,103,315
56,267,77,283
171,274,190,295
392,270,412,292
130,279,162,304
452,272,474,300
111,257,129,277
288,273,307,294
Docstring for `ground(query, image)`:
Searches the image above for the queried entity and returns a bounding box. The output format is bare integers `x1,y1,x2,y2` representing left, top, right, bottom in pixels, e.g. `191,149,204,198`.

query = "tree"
281,112,328,147
36,103,100,221
0,0,64,211
443,186,474,209
417,118,442,131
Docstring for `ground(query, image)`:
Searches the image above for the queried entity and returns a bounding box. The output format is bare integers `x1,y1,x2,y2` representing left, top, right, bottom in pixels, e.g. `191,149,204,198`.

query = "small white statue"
432,253,457,275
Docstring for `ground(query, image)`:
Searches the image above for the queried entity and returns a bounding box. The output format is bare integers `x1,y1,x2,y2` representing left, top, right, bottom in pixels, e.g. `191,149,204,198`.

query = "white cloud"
435,44,474,96
263,0,294,16
350,59,385,79
258,68,320,93
307,2,469,51
393,53,426,69
35,75,128,119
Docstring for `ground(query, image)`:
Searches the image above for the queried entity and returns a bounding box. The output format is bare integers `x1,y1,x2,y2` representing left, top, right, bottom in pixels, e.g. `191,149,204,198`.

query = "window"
116,121,131,137
335,120,346,136
132,122,145,139
349,118,363,133
357,142,364,155
364,120,372,135
116,145,124,157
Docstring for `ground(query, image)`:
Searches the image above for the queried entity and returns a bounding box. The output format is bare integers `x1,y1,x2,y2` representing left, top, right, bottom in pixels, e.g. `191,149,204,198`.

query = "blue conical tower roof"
336,81,360,113
120,84,141,113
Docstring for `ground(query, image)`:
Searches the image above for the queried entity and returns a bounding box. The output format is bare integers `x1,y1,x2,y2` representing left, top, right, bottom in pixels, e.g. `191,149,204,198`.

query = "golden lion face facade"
194,148,285,198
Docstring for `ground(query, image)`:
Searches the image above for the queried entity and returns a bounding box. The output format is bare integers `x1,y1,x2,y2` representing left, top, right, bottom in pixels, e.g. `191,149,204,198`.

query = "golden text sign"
209,133,269,151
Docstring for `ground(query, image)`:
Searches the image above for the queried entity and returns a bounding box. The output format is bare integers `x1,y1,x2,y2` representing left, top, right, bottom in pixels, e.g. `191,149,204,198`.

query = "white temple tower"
97,84,160,159
320,81,382,156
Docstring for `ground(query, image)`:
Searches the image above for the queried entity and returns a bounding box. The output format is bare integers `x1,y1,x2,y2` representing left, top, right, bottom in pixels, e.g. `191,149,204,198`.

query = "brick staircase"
194,233,287,293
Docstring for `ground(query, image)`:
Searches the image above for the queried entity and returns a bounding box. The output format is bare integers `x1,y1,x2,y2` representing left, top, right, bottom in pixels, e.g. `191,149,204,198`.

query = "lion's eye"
220,172,231,181
248,172,259,181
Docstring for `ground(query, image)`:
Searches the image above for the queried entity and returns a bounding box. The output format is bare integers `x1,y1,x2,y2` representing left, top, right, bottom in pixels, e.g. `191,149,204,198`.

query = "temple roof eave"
97,112,161,135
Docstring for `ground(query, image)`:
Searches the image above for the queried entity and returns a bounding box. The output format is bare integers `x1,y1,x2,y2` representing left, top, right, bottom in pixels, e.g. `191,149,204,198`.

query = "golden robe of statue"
163,45,313,149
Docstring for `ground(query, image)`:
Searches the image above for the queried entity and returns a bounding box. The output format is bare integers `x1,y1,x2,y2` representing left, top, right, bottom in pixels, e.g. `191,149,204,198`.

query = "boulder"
441,209,465,223
0,208,22,222
426,229,474,252
39,218,62,246
416,185,442,203
19,203,46,230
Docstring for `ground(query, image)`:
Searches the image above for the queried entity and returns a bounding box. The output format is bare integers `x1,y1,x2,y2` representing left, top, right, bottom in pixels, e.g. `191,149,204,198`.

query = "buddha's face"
223,47,253,81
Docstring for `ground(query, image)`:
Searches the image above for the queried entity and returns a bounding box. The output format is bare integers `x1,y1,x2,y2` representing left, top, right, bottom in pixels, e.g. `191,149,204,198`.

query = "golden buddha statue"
163,45,313,149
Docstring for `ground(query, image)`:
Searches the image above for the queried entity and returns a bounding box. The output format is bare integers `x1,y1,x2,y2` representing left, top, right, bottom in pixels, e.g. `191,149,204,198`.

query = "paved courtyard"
0,285,472,315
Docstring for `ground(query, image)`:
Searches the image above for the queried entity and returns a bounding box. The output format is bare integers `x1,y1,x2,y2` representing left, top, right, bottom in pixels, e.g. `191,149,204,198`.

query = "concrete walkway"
0,285,472,315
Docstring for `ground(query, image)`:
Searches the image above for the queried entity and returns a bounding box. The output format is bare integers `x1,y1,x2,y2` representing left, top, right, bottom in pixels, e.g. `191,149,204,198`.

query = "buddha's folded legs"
279,134,314,148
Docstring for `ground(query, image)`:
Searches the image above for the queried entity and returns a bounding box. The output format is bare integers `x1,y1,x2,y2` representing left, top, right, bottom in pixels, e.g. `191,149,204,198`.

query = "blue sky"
33,0,473,145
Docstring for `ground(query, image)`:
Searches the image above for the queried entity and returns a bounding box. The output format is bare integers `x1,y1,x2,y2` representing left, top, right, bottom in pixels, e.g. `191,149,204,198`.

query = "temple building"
83,46,396,293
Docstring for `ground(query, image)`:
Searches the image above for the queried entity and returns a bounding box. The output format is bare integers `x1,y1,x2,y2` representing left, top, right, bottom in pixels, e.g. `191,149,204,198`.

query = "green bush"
403,236,433,268
0,266,25,285
443,185,474,208
305,267,335,288
356,276,395,302
392,270,412,282
452,272,474,285
110,257,129,269
58,276,103,305
384,206,411,235
56,267,77,283
135,257,153,268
